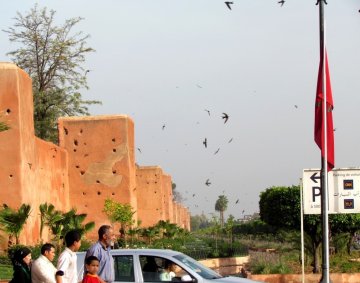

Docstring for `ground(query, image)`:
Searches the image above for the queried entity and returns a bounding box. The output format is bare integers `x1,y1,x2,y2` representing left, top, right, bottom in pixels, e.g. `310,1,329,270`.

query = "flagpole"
319,1,331,283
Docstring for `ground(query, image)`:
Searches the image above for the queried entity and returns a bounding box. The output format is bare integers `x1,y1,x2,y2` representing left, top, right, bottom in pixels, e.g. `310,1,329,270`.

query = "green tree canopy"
3,4,101,142
103,199,135,230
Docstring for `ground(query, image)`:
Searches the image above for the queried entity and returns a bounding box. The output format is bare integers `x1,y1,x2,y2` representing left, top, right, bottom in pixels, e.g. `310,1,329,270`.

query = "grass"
0,265,12,280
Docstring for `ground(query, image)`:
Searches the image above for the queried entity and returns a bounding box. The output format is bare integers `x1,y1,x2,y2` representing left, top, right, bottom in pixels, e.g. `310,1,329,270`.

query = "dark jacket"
10,263,31,283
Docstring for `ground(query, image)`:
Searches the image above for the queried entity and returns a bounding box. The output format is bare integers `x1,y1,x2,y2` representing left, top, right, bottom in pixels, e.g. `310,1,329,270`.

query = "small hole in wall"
84,142,87,145
146,182,149,184
75,165,80,168
74,139,78,146
84,154,89,157
64,128,68,135
82,192,86,195
85,204,88,208
155,191,157,194
113,149,116,152
112,192,115,196
9,174,13,178
6,109,11,114
112,170,117,174
73,149,77,152
155,181,157,184
80,129,83,134
96,180,100,183
97,191,101,195
112,138,116,142
80,171,85,175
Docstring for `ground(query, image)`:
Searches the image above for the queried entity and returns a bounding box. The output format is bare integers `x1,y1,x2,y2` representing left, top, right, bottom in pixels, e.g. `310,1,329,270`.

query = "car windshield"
173,254,222,280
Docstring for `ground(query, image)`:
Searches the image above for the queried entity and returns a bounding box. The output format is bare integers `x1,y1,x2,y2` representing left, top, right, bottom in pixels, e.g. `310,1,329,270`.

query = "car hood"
210,276,263,283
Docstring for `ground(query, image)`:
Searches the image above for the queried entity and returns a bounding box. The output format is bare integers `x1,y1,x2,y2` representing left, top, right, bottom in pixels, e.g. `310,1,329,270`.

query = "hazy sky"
1,1,360,220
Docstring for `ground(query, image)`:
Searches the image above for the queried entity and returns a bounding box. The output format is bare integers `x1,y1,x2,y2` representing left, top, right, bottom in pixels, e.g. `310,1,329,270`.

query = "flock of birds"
224,0,286,10
224,0,334,10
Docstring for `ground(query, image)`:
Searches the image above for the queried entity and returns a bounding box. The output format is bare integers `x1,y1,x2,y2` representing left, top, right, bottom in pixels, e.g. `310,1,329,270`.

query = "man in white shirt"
57,230,82,283
31,243,59,283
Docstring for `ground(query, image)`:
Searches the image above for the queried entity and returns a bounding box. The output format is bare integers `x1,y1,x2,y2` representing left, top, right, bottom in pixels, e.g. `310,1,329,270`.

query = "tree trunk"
312,241,321,273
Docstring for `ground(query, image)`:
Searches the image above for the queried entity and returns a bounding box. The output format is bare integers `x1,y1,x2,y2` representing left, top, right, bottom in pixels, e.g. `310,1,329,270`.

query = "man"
31,243,60,283
57,230,82,283
85,225,115,283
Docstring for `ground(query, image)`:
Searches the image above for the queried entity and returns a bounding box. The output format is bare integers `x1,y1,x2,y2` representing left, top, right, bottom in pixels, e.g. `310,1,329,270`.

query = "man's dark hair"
98,225,111,240
85,255,99,265
65,230,81,247
41,243,55,255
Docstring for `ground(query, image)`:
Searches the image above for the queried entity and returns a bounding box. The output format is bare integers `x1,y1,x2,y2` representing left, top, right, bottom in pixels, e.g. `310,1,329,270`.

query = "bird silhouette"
162,124,166,130
192,194,196,197
84,69,91,75
204,109,211,116
235,199,239,204
278,0,285,6
225,1,233,10
242,210,245,214
137,148,142,153
228,138,233,143
196,84,203,88
222,113,229,123
205,179,211,186
203,138,207,148
214,148,220,155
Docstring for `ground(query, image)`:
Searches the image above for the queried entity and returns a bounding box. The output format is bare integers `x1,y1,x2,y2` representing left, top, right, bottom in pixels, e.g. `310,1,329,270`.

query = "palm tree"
39,203,64,240
0,204,31,246
215,195,228,227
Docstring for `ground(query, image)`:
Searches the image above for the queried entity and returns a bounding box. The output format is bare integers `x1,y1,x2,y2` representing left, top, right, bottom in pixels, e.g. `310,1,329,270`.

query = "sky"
1,1,360,220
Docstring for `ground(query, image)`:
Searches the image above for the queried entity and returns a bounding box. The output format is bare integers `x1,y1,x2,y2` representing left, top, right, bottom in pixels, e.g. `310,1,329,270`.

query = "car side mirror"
181,275,194,282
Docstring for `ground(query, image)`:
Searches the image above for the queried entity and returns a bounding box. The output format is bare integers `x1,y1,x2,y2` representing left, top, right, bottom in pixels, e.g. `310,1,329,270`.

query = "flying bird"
235,199,239,204
204,109,211,116
228,138,233,143
162,124,166,130
205,179,211,186
294,105,298,109
196,84,203,88
84,69,91,75
203,138,207,148
225,1,233,10
278,0,285,6
137,148,142,153
214,148,220,155
222,113,229,123
192,194,196,197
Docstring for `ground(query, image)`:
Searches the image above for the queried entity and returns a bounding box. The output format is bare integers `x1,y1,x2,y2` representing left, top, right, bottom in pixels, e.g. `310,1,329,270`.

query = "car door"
113,254,136,283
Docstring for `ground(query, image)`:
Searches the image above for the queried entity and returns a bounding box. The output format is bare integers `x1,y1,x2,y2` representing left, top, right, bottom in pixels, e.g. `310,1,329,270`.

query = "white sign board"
303,168,360,214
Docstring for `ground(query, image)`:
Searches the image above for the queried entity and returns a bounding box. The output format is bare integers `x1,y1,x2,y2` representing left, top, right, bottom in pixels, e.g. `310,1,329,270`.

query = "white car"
76,248,262,283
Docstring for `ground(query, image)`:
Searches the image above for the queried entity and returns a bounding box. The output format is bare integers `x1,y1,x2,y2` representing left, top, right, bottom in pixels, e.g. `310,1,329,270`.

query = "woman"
10,247,32,283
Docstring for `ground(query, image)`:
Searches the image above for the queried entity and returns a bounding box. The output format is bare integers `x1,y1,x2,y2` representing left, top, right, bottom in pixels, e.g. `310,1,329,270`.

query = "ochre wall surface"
0,63,189,247
0,63,69,246
58,115,138,239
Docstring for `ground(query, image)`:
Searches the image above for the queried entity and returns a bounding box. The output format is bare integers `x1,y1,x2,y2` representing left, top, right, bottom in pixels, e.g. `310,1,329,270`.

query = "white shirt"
31,254,57,283
57,247,78,283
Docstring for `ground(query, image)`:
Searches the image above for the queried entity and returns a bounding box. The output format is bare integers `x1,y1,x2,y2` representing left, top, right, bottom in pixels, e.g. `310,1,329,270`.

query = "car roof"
77,248,183,257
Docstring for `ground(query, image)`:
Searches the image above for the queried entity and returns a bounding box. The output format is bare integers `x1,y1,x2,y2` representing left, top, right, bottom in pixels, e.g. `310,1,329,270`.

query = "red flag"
314,50,334,171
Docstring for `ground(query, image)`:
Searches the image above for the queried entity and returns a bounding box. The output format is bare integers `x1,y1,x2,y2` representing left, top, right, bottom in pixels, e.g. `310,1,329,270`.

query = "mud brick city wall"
0,63,189,247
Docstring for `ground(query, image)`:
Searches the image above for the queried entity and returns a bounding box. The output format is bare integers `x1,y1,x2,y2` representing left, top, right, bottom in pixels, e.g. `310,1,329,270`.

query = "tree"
103,199,136,244
259,186,323,273
172,182,184,203
3,4,101,142
0,204,31,246
215,195,228,227
39,202,63,239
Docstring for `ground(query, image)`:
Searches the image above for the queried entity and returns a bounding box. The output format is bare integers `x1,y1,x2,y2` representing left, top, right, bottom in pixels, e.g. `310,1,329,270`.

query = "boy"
83,256,101,283
57,230,82,283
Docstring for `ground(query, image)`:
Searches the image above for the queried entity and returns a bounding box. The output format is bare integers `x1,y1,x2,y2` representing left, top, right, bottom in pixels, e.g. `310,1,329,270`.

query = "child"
57,230,82,283
83,256,101,283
